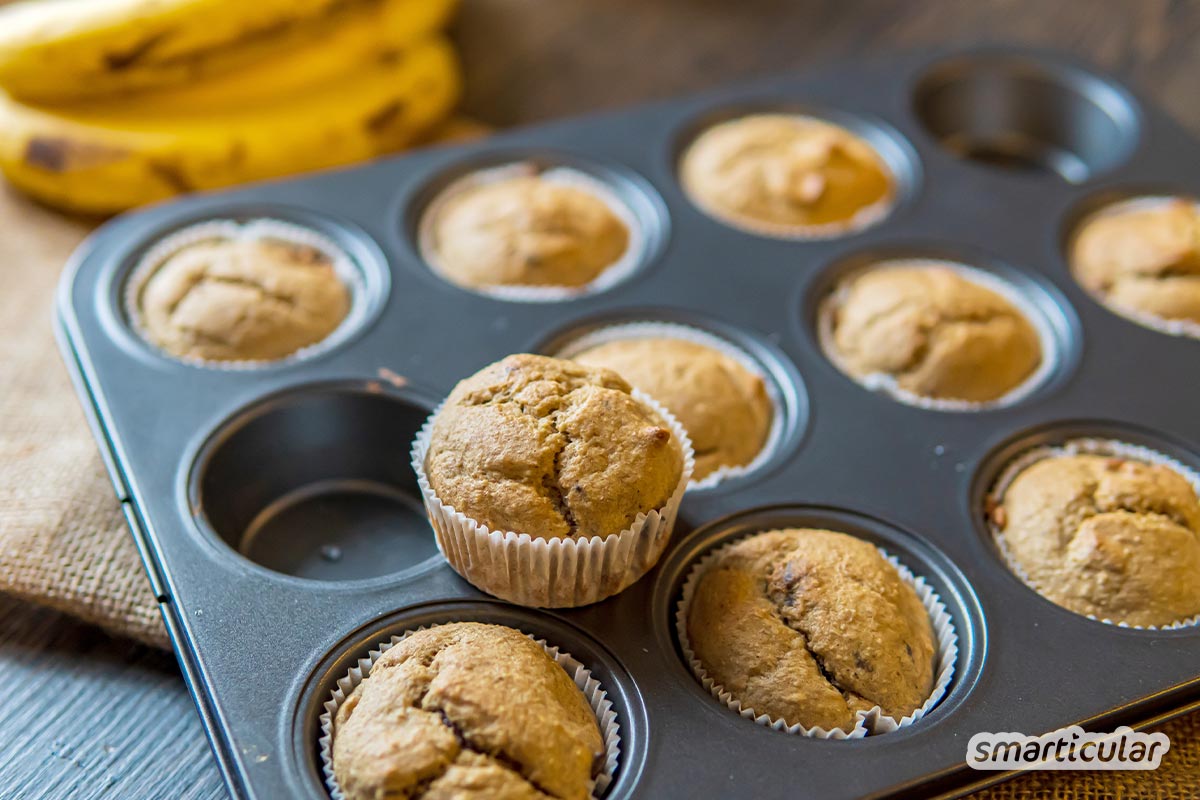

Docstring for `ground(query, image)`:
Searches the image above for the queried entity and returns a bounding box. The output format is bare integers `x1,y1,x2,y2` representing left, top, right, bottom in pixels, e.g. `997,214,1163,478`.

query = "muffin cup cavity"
986,436,1200,630
319,623,621,800
551,320,787,490
190,382,440,583
674,535,958,738
411,389,695,607
1067,195,1200,340
817,258,1063,411
677,111,911,241
913,55,1139,182
124,218,369,369
417,162,652,302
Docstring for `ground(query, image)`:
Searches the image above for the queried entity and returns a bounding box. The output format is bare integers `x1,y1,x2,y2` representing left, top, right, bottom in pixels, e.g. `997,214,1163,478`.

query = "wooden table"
3,1,1199,797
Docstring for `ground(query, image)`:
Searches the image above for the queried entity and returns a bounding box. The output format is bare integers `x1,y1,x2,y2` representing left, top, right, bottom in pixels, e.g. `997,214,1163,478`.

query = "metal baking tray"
54,46,1200,799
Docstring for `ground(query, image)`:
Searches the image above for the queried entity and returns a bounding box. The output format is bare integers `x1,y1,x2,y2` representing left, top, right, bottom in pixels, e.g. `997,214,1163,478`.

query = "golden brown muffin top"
686,528,936,732
680,113,893,233
332,622,604,800
134,236,350,362
997,453,1200,627
571,336,772,481
425,173,631,290
828,264,1043,403
426,354,684,539
1070,199,1200,325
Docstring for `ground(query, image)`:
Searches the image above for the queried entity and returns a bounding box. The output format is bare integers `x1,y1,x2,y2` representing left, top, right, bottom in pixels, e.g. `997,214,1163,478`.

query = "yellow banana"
0,0,455,103
0,36,460,215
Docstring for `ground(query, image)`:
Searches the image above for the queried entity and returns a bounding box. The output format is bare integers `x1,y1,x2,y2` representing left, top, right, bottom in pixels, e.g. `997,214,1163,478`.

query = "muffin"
685,528,936,732
570,336,773,481
826,264,1043,403
995,452,1200,627
680,113,893,235
423,168,631,291
417,353,691,606
1070,198,1200,327
134,235,350,362
332,622,605,800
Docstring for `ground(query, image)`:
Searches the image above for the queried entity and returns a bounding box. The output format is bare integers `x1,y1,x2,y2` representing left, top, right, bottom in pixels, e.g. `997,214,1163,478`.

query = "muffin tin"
55,46,1200,799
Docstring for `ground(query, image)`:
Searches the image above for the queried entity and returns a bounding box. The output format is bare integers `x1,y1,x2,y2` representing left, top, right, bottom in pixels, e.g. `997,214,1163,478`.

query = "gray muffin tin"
54,47,1200,799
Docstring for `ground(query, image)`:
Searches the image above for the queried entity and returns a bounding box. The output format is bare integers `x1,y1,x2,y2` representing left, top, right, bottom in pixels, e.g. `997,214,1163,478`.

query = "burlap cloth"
1,161,1197,798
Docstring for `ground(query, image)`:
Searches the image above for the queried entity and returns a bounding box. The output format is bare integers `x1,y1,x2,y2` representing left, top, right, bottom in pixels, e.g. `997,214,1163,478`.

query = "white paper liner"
817,258,1060,412
123,218,367,370
411,388,694,607
675,534,958,738
552,321,786,490
987,436,1200,630
418,162,648,303
680,114,897,241
1069,196,1200,340
318,623,621,800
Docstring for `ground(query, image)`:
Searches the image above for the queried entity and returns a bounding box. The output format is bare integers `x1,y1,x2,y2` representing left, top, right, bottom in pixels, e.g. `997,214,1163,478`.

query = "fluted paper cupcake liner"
412,388,694,607
1070,197,1200,341
553,320,785,490
675,535,958,738
319,623,621,800
987,436,1200,630
418,162,647,303
124,218,367,370
817,258,1060,412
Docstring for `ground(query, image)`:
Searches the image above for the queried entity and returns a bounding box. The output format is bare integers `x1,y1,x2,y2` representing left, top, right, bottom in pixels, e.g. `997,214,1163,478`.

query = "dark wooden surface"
4,1,1200,797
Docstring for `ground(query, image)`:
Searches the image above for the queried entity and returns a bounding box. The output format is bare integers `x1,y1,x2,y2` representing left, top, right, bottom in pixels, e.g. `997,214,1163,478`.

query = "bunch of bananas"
0,0,462,214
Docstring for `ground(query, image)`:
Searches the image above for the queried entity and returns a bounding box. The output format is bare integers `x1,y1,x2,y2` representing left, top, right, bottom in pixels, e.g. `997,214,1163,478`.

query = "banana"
0,36,460,215
0,0,456,103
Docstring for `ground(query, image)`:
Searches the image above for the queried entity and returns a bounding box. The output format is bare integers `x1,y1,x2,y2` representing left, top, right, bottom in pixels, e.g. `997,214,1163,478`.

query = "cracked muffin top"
425,354,684,539
996,453,1200,627
332,622,604,800
679,113,893,233
425,173,631,290
828,264,1042,403
134,236,350,362
1070,199,1200,326
686,528,936,732
571,336,772,481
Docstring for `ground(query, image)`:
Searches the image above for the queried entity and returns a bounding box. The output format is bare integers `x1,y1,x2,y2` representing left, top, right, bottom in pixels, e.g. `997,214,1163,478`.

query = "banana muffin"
134,235,350,362
570,336,773,481
1070,199,1200,326
686,528,936,732
996,453,1200,627
680,113,893,234
332,622,605,800
425,354,684,539
827,264,1043,403
423,169,631,290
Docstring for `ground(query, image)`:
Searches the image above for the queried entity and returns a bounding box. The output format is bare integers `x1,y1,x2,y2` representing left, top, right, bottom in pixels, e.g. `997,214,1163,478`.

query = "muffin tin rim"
181,376,447,590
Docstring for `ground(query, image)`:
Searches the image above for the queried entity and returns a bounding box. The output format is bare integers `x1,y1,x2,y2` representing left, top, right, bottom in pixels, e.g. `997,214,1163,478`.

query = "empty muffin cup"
125,218,367,368
817,258,1061,411
319,622,621,800
986,437,1200,630
418,162,649,302
678,112,902,239
675,531,957,738
552,321,786,490
1068,195,1200,339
